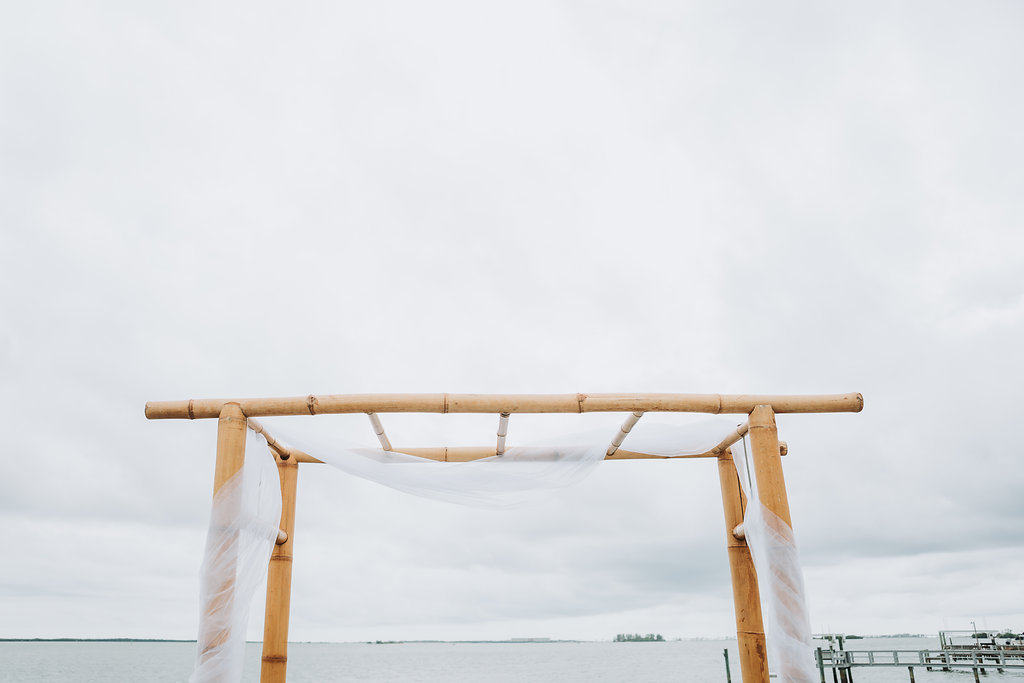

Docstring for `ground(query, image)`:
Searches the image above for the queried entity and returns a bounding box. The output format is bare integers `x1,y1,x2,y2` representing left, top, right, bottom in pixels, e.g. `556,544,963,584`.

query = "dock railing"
816,647,1024,682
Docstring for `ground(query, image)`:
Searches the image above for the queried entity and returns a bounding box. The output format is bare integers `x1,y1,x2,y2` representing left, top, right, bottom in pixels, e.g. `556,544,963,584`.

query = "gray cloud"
2,0,1023,643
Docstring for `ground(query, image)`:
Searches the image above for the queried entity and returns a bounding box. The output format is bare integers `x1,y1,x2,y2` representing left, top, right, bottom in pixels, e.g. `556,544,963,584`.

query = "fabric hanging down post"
606,411,644,456
367,413,392,451
496,412,510,456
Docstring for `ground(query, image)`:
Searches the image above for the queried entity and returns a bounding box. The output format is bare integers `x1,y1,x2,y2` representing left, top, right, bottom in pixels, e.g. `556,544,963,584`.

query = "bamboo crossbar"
277,441,784,464
247,417,777,465
146,392,863,419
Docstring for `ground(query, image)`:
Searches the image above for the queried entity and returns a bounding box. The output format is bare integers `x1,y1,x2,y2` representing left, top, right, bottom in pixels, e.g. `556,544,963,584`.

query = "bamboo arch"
147,392,864,682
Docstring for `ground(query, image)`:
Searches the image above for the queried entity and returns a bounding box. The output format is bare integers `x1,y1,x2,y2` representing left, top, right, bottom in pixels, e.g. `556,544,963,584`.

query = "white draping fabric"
191,431,282,683
189,417,815,682
733,435,817,682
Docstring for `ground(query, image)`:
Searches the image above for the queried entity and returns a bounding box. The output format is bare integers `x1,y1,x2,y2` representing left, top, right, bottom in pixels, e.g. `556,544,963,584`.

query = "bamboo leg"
749,404,805,681
718,450,770,683
198,403,248,664
748,405,793,527
261,451,299,683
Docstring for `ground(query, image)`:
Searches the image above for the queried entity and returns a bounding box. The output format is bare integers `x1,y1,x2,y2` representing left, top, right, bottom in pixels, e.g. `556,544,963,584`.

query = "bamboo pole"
286,443,783,464
606,411,643,456
367,413,392,451
247,419,293,461
197,402,248,668
145,392,864,419
748,405,792,527
245,417,784,465
718,448,769,683
261,451,299,683
496,412,510,456
708,422,749,457
749,404,808,681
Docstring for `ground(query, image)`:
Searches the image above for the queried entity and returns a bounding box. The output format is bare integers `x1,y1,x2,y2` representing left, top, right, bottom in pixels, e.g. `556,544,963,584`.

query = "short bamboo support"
606,411,643,456
718,449,770,683
261,452,299,683
247,419,292,461
496,412,510,456
709,422,749,457
367,413,392,451
197,403,248,667
146,392,864,419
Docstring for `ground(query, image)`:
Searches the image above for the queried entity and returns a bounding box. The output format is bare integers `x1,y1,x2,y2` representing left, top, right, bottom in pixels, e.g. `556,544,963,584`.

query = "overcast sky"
2,1,1023,644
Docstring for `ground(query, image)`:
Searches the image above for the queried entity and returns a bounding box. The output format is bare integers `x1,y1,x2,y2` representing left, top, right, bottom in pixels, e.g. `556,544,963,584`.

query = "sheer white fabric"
733,436,817,683
189,416,815,682
262,417,738,508
191,431,281,683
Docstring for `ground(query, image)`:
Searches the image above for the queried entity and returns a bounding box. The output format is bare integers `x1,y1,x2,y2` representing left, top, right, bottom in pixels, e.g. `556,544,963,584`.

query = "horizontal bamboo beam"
146,392,863,419
247,419,784,466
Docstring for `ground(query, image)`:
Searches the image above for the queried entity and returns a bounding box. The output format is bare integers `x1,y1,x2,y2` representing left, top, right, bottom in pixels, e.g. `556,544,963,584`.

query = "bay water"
3,637,1022,682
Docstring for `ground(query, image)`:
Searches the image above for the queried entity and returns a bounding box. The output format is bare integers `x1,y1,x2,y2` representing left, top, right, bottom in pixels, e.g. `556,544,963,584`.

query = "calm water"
2,637,1022,682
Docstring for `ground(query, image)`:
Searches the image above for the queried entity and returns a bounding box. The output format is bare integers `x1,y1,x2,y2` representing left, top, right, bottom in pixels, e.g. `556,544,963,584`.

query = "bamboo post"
749,404,801,680
197,402,248,666
717,449,769,683
261,450,299,683
748,405,793,527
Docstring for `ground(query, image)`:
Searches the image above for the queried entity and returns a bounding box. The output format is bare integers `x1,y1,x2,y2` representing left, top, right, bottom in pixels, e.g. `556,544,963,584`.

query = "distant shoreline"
0,639,196,643
0,635,932,644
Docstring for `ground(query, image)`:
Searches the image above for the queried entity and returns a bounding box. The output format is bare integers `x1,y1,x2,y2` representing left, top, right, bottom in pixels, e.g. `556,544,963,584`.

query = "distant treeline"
614,633,664,642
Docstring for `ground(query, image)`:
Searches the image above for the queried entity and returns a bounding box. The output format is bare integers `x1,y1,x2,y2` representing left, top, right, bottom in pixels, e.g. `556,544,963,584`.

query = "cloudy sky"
2,1,1023,644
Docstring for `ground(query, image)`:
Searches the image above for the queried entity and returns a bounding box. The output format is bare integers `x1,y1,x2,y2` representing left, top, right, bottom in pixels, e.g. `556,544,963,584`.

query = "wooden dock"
816,648,1024,682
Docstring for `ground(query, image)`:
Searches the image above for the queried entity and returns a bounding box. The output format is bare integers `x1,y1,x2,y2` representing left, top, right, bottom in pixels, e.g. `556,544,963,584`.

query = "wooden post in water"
717,450,769,683
197,402,248,668
908,665,916,682
261,450,300,683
